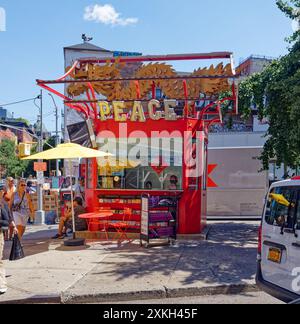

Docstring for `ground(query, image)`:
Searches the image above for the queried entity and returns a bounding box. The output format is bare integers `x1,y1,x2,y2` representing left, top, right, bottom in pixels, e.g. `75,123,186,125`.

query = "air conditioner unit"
18,143,31,158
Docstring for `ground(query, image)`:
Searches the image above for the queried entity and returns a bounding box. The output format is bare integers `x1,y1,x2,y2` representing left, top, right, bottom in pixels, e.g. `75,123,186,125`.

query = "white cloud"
0,7,6,32
84,4,138,27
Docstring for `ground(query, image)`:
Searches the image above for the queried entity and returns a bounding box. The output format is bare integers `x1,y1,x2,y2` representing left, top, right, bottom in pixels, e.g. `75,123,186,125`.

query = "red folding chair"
88,208,112,240
109,208,132,242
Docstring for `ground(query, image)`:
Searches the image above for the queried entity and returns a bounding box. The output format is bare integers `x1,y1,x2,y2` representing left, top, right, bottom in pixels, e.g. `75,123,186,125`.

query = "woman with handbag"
9,179,34,240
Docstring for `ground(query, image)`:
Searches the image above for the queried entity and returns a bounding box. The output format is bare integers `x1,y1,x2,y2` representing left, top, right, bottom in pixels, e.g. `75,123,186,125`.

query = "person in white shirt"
75,177,86,207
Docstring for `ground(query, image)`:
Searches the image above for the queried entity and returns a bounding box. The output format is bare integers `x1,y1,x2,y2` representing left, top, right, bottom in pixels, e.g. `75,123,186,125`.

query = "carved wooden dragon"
66,60,234,104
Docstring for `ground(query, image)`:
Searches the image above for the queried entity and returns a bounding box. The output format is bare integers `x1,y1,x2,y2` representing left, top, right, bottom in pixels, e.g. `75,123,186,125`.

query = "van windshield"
265,187,299,229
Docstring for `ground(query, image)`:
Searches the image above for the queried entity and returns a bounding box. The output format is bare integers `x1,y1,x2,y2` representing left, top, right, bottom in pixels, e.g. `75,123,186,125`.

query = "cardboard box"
44,203,57,211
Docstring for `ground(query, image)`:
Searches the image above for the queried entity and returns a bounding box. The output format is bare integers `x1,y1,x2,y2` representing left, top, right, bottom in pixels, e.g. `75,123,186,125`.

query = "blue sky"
0,0,295,132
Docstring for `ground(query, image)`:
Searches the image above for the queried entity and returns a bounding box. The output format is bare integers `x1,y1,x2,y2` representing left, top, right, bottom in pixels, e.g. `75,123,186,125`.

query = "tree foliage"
0,140,29,178
14,118,31,127
277,0,300,42
238,1,300,171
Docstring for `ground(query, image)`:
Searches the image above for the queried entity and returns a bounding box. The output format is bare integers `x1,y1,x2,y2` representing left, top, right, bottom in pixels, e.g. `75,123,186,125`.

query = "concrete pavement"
0,221,262,304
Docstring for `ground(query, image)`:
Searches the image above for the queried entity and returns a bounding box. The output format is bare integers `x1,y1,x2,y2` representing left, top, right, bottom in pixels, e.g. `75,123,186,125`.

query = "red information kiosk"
38,52,238,237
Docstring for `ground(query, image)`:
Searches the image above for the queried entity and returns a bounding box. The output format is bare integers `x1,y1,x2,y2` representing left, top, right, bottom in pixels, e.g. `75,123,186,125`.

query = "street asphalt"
0,221,270,304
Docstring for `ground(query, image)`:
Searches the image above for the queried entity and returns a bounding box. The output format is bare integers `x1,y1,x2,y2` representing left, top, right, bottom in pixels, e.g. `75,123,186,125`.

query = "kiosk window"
296,191,300,230
97,138,183,190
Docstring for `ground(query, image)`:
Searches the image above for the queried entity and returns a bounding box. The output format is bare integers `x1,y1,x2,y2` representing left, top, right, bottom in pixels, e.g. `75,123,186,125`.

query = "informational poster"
34,162,47,172
141,195,149,238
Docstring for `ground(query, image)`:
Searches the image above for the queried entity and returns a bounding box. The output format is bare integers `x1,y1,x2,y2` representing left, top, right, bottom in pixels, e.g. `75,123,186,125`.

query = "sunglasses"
20,184,26,187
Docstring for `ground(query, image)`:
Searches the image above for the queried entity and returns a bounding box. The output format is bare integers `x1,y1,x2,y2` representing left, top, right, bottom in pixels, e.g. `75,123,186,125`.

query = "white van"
257,177,300,303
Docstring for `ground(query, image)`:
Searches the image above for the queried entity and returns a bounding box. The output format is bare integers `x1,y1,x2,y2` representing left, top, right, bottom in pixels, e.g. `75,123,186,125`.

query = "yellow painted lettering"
148,99,162,121
98,101,111,121
164,100,177,121
131,101,146,122
113,101,127,122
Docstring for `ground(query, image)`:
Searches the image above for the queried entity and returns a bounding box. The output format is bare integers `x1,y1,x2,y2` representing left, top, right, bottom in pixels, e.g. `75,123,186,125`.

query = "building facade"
237,55,274,79
63,40,142,139
63,41,277,218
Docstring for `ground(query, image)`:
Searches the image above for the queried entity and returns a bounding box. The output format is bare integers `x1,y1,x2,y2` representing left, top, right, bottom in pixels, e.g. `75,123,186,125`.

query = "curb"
61,283,259,304
0,295,61,305
61,288,167,304
0,283,259,304
165,283,259,299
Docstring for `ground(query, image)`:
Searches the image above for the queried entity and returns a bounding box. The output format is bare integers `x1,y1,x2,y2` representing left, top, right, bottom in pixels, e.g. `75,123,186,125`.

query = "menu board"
141,195,149,238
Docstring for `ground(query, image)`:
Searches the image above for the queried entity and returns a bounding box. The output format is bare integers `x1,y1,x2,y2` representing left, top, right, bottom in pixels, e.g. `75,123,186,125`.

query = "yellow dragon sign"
66,60,234,103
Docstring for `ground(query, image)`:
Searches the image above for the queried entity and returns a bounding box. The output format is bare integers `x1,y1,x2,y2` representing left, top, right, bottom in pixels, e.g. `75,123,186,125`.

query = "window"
296,193,300,230
202,142,208,191
265,187,298,228
97,138,183,191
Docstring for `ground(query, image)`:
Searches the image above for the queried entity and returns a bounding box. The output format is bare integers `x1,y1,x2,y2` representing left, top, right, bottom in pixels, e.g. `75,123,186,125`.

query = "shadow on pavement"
3,229,58,260
88,222,259,286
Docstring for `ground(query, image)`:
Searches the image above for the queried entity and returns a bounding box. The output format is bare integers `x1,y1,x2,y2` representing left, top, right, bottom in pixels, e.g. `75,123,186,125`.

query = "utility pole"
49,93,60,176
35,89,45,225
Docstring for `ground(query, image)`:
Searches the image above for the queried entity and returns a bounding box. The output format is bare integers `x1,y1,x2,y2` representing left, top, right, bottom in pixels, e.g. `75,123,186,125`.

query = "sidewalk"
0,221,260,304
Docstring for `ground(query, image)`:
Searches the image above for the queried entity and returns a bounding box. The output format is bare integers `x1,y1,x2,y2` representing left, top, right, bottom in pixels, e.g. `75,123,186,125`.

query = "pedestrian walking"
0,189,18,295
26,181,36,195
75,177,86,207
3,177,16,240
9,179,34,240
3,177,16,205
26,181,36,225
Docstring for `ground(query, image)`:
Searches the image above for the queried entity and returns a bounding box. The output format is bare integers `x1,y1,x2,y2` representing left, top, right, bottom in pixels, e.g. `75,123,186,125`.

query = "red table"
79,211,114,237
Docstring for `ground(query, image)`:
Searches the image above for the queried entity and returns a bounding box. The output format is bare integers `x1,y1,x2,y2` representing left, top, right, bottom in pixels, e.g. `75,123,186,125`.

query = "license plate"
268,248,282,264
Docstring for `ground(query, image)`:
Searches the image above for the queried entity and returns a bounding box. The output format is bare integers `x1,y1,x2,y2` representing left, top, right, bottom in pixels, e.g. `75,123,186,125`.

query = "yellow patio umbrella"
22,143,111,160
269,193,291,207
23,143,112,244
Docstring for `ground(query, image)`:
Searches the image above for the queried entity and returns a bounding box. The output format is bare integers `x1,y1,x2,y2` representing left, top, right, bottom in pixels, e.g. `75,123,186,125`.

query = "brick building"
0,128,17,143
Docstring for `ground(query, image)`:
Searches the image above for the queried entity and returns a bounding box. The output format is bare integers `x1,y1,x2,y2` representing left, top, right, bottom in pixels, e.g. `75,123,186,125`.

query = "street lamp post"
48,93,60,176
35,90,45,225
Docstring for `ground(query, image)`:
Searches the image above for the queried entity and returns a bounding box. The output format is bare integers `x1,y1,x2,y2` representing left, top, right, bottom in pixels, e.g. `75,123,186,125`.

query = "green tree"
14,118,31,127
277,0,300,42
0,140,29,178
238,1,300,171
